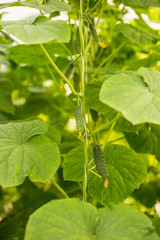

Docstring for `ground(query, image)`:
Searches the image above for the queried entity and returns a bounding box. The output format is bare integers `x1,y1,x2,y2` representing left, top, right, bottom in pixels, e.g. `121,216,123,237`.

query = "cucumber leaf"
25,199,159,240
0,120,61,187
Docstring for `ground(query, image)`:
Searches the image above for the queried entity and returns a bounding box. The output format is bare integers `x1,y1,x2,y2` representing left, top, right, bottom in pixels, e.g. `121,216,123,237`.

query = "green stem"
92,41,126,77
51,178,69,198
79,0,88,202
102,112,121,150
107,136,125,144
89,117,119,136
39,9,44,16
86,0,105,53
60,42,73,60
46,64,57,82
83,0,102,16
39,43,80,96
89,169,102,179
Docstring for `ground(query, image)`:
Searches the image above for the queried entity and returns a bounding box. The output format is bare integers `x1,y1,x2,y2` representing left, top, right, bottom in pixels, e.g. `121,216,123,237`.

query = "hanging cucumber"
89,16,95,26
73,72,80,92
60,62,75,91
89,23,99,42
73,39,80,54
64,62,75,79
93,145,108,181
75,106,85,135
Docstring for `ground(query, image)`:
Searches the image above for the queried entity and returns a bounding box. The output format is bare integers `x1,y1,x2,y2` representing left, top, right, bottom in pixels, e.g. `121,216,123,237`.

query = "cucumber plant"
0,0,160,239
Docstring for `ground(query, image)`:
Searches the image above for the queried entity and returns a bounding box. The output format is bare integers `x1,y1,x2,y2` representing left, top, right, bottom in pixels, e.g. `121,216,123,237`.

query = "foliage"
0,0,160,239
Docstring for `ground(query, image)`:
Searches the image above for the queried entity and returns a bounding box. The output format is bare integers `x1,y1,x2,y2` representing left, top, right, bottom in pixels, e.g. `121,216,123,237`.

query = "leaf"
8,42,69,65
63,145,92,182
0,0,71,12
46,125,61,144
0,79,14,114
88,144,147,205
0,120,61,187
25,198,159,240
0,16,70,44
125,124,160,161
123,0,160,8
21,0,71,13
0,180,56,240
116,116,144,133
153,218,160,237
85,83,117,118
115,24,159,45
100,68,160,125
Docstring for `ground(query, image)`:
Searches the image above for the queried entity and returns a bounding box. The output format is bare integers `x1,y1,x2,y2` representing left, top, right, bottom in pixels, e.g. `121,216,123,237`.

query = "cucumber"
64,62,75,79
89,24,99,42
73,72,80,92
89,16,95,26
93,145,108,180
73,39,80,54
75,106,85,134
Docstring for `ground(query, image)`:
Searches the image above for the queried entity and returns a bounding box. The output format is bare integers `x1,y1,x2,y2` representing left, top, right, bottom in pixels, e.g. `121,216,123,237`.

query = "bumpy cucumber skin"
75,106,84,134
73,72,80,92
64,62,75,79
89,24,99,42
73,39,80,54
93,145,108,180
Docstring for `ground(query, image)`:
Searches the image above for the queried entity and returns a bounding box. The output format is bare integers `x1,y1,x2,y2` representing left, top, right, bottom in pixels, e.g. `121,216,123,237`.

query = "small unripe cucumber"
73,72,80,92
89,24,99,42
64,62,75,79
73,39,80,54
89,16,95,26
93,145,108,180
75,106,85,134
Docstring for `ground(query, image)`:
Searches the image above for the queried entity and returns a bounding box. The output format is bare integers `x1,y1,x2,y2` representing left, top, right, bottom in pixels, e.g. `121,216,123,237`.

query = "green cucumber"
89,24,99,42
75,106,85,134
93,145,108,180
64,62,75,79
73,39,80,54
73,72,80,92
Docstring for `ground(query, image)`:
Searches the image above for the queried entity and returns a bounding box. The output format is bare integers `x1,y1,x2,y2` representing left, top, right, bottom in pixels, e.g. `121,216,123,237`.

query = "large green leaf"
123,0,160,8
85,83,117,118
100,68,160,125
0,120,61,187
25,198,159,240
0,0,71,12
0,79,14,114
0,16,70,44
115,24,159,45
88,144,147,205
125,124,160,161
8,42,69,65
63,145,92,182
153,218,160,237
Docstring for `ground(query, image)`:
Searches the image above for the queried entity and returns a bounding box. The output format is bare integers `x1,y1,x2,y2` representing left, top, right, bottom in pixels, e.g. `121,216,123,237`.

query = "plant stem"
83,0,101,16
46,64,57,82
51,178,69,199
86,0,105,53
92,41,126,77
89,117,119,136
102,112,121,150
107,136,125,144
60,42,73,60
79,0,88,202
39,43,80,96
89,169,102,179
